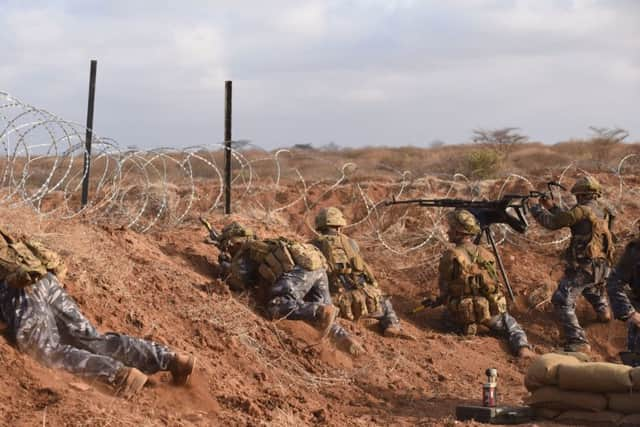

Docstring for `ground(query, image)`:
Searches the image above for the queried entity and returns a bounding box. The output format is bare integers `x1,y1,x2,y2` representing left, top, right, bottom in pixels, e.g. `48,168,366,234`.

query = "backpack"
0,228,66,288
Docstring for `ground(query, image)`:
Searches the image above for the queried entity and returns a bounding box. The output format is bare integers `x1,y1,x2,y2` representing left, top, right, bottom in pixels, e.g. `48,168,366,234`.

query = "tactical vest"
244,238,326,284
0,228,66,288
313,234,376,291
443,243,506,326
568,204,614,264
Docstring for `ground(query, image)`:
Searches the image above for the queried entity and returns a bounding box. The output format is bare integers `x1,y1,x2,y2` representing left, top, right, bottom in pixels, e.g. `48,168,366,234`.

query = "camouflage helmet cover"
315,207,347,229
219,221,255,245
571,176,602,196
446,209,481,235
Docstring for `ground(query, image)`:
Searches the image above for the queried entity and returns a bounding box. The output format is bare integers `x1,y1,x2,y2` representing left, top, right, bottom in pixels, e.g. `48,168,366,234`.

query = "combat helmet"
446,209,481,236
315,207,347,230
571,176,601,196
219,221,255,246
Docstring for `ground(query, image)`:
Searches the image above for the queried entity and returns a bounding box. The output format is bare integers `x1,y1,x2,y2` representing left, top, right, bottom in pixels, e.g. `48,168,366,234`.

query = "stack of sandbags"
524,352,640,425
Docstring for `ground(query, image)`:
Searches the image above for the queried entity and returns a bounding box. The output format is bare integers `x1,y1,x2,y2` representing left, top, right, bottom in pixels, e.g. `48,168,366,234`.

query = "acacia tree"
588,126,629,170
471,127,528,159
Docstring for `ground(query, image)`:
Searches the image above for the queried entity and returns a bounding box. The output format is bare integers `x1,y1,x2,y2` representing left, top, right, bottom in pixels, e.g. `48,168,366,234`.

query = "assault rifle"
199,217,221,247
412,296,445,314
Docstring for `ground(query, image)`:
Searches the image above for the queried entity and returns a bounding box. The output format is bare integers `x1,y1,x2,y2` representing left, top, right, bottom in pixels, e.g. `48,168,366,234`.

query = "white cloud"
276,2,327,37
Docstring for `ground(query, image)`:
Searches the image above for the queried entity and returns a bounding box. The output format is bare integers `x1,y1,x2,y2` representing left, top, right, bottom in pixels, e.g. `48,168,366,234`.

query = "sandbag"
525,353,585,391
630,367,640,390
620,414,640,427
533,408,560,420
608,392,640,414
526,386,607,411
558,362,632,393
556,410,622,425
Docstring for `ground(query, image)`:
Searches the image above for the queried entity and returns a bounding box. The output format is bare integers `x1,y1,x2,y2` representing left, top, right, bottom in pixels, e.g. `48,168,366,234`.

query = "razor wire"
2,90,640,259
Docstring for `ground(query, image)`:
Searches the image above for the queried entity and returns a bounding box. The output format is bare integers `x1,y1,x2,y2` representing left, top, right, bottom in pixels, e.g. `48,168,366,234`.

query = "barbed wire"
2,90,639,258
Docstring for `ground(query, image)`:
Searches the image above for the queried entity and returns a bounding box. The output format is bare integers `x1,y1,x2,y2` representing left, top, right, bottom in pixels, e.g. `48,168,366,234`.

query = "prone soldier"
438,210,534,358
0,227,195,397
311,207,412,339
529,176,615,352
215,222,364,356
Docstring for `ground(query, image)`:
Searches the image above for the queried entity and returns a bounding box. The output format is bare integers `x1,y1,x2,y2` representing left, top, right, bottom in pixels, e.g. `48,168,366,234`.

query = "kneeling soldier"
438,210,534,358
312,207,412,339
0,227,195,397
217,222,364,356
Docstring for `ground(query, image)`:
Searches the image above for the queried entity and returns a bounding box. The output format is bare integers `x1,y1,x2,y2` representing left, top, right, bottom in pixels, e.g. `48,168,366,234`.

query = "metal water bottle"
482,368,498,407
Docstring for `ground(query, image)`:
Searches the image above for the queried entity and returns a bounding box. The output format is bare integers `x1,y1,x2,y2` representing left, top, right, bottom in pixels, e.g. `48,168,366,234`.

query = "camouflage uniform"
530,179,615,348
607,239,640,352
312,227,400,332
439,241,530,354
221,228,349,340
0,273,175,385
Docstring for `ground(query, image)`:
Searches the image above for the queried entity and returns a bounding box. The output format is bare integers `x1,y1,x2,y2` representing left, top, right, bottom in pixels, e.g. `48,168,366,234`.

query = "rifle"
412,296,445,314
199,217,221,247
385,194,539,301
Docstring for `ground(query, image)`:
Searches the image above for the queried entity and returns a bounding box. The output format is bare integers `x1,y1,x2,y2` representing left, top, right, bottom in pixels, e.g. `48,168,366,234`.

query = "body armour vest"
568,203,614,264
313,234,377,292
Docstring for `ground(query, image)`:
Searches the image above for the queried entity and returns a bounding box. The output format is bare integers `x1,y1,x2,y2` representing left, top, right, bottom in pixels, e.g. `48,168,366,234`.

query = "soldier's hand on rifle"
627,311,640,328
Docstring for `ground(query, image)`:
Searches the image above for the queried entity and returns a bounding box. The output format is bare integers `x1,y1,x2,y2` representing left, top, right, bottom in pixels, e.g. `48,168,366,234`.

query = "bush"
464,148,503,179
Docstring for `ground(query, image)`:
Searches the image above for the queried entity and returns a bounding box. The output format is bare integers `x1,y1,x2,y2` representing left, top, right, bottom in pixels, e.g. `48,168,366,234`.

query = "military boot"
565,341,591,353
383,325,416,340
517,346,536,360
316,304,338,339
168,353,196,386
335,335,364,357
596,308,612,323
114,367,148,397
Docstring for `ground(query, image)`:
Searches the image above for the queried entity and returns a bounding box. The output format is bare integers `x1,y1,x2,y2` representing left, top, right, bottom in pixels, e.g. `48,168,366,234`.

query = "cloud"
0,0,638,149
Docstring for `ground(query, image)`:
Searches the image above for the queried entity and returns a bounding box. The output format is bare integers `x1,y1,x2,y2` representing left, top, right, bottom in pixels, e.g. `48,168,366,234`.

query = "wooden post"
81,60,97,207
224,80,232,214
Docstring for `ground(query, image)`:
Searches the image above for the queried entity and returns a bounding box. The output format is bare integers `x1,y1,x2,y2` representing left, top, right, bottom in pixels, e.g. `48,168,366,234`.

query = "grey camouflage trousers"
486,312,530,355
267,267,349,339
0,273,174,384
552,266,609,344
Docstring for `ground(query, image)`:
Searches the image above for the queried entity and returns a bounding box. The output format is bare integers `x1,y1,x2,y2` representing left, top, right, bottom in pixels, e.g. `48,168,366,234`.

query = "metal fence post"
224,80,232,214
81,59,97,207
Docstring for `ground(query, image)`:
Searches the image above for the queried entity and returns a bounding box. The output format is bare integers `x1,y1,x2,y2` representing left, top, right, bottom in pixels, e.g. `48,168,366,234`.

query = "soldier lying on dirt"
437,210,535,359
0,227,195,397
215,221,364,356
311,207,414,340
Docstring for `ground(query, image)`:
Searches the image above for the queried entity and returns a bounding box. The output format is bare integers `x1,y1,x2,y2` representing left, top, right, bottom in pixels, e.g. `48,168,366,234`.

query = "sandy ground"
0,173,634,426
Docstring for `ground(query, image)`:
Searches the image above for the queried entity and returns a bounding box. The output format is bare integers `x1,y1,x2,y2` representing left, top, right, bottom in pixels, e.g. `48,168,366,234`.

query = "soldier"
311,207,412,339
607,235,640,364
0,227,195,397
216,222,364,356
530,176,615,352
438,209,534,358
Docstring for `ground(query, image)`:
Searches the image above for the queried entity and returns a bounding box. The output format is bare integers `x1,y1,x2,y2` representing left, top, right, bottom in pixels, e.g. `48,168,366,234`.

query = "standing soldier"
0,227,195,397
530,176,615,352
607,234,640,365
311,207,412,339
215,222,364,356
438,210,534,358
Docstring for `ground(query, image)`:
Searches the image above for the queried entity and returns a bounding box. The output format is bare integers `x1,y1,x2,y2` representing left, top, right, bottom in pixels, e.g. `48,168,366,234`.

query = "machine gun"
385,193,540,302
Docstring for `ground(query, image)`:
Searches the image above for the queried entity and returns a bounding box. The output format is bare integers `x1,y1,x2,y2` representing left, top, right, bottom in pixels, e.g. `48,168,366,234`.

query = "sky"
1,0,639,149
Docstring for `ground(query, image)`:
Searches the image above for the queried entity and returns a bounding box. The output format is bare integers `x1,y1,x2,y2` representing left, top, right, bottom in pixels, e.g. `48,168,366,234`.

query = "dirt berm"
0,195,630,426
